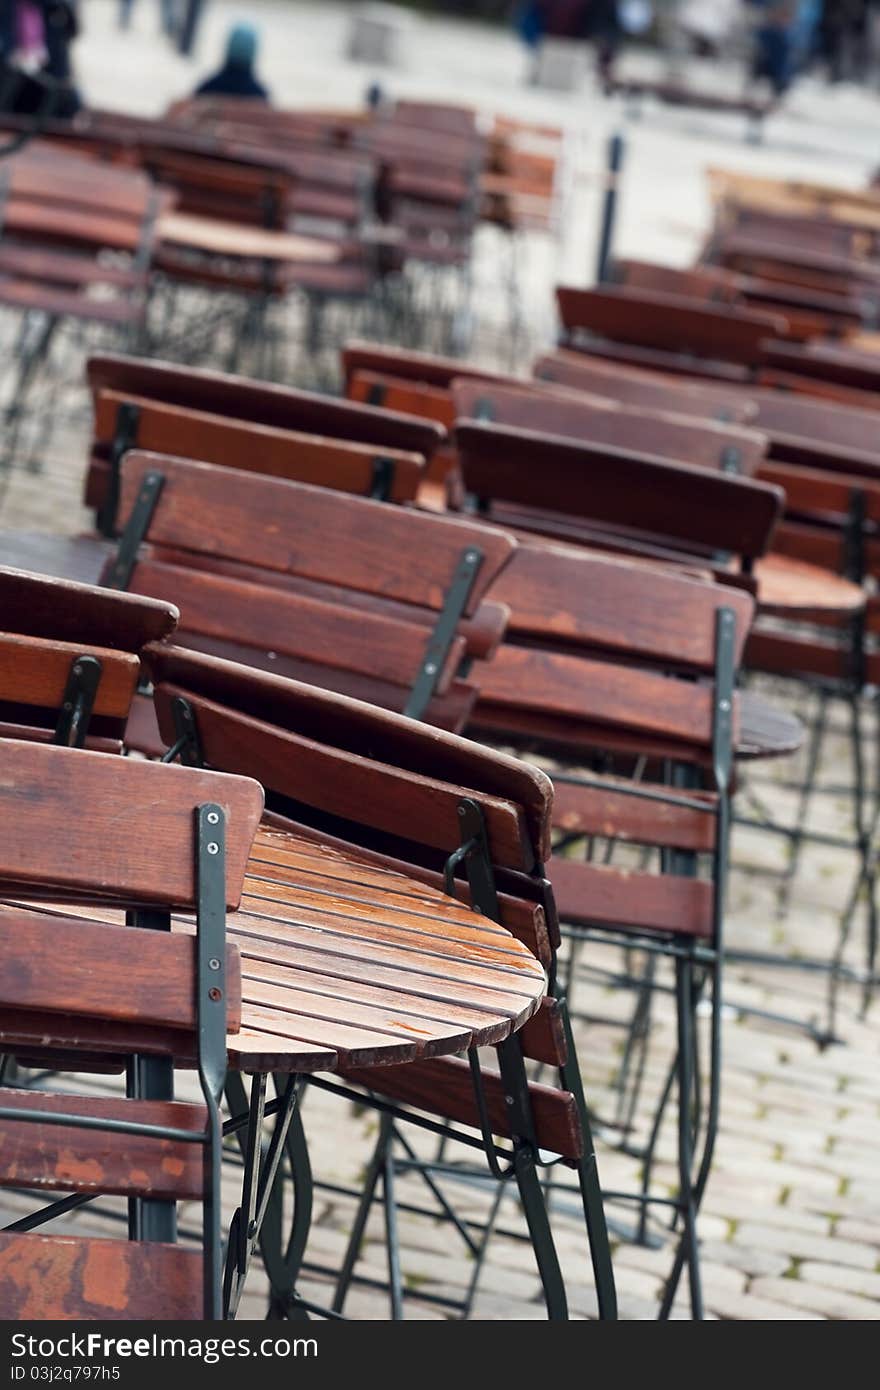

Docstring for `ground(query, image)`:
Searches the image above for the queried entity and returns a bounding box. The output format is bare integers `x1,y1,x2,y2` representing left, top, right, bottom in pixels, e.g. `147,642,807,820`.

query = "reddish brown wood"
0,740,263,910
116,451,516,616
0,904,242,1032
0,1233,203,1319
455,420,783,559
557,285,787,366
453,377,768,474
88,353,445,459
88,389,425,507
552,858,714,939
533,350,757,423
552,776,718,852
0,1089,207,1200
145,642,553,863
0,634,139,721
491,543,754,670
340,1057,582,1160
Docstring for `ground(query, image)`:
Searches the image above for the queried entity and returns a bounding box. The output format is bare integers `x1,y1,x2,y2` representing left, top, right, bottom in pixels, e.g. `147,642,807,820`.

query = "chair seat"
0,532,111,586
738,690,805,760
0,1232,203,1320
222,823,547,1072
0,1088,207,1201
754,553,865,619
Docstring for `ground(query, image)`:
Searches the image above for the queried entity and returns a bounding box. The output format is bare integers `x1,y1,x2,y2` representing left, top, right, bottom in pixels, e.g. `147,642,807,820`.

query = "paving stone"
750,1278,880,1321
732,1226,877,1270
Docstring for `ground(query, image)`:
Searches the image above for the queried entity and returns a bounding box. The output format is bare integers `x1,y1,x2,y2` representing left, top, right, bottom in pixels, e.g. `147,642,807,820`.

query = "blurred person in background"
819,0,871,80
194,22,270,99
0,0,79,113
747,0,820,94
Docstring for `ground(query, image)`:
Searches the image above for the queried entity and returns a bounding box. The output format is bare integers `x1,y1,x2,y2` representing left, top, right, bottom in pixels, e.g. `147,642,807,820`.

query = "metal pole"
177,0,204,56
595,130,625,285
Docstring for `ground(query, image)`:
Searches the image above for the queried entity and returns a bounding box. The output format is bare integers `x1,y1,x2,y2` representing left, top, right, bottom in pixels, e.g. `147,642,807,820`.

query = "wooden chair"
0,150,169,469
0,739,263,1319
555,284,788,383
0,566,176,749
616,256,865,341
101,450,516,736
452,377,769,477
454,417,783,577
532,349,759,424
144,642,617,1321
85,352,445,533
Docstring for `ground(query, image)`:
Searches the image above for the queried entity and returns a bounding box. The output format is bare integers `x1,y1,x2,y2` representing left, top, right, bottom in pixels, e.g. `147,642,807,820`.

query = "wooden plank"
0,563,177,650
456,420,783,560
533,349,757,423
0,633,139,721
127,558,460,694
557,285,787,366
87,353,445,459
0,1233,203,1320
0,1089,206,1200
0,741,263,910
552,776,717,852
340,1057,583,1160
91,390,425,504
117,451,516,615
0,904,242,1032
491,543,754,670
152,682,536,872
551,858,714,939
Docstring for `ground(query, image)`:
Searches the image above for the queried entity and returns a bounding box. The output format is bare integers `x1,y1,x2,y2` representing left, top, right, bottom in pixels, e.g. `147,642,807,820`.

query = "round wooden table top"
755,554,864,618
223,825,547,1075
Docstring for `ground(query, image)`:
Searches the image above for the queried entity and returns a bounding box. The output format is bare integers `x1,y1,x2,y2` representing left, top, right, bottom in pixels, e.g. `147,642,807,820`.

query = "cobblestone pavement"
1,0,878,1320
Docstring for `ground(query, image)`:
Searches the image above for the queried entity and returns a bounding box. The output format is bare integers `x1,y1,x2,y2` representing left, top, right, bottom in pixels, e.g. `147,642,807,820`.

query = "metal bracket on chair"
719,446,741,475
369,455,396,500
104,469,164,591
403,546,483,722
97,401,140,538
474,397,495,422
196,803,227,1105
52,654,102,748
844,489,867,690
195,802,227,1321
366,381,386,406
443,797,500,922
712,607,736,798
161,695,204,768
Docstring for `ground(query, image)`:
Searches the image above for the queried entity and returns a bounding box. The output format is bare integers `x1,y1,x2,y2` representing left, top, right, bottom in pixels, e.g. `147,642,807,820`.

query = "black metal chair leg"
511,1143,569,1320
556,994,618,1319
332,1110,394,1315
382,1136,405,1320
659,956,703,1320
777,688,829,918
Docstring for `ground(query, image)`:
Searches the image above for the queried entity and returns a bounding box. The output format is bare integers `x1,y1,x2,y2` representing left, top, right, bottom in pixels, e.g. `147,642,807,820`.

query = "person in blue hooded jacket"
194,22,270,100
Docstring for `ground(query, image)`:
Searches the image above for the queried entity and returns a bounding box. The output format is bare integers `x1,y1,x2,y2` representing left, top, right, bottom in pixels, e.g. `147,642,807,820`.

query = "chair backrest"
455,420,784,565
107,451,516,727
615,258,742,303
87,386,426,527
147,643,550,874
761,339,880,397
532,350,757,425
556,285,788,373
452,378,768,476
0,739,262,910
138,142,293,227
87,352,445,458
0,149,164,258
0,567,178,746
